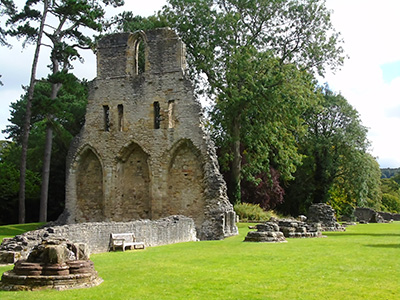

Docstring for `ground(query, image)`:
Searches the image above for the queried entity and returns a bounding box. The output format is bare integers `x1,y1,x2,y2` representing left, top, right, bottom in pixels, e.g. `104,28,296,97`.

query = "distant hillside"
381,168,400,179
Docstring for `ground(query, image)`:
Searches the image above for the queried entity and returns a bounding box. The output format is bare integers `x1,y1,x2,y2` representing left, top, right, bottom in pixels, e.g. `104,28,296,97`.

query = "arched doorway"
116,143,151,220
167,140,205,225
76,148,104,222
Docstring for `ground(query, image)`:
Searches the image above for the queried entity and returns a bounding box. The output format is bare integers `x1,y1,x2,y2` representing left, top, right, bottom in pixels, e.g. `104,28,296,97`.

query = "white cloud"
324,0,400,167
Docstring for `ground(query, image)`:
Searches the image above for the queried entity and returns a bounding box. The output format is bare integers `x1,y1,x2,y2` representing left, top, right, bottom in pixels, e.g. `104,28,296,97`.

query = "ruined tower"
64,28,238,240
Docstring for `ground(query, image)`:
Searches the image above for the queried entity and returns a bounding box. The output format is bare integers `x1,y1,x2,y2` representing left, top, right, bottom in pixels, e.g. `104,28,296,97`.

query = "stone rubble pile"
307,203,346,232
244,216,325,243
278,219,322,238
244,222,287,243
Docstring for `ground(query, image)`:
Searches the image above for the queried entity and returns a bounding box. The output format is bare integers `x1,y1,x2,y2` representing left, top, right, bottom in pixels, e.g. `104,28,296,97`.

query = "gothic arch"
115,142,151,221
75,146,104,222
127,30,148,76
167,139,205,225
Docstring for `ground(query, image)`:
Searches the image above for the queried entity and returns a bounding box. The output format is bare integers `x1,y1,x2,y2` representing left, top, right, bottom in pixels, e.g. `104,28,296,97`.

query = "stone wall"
64,28,237,240
379,211,400,221
354,207,400,222
307,203,345,231
0,216,197,263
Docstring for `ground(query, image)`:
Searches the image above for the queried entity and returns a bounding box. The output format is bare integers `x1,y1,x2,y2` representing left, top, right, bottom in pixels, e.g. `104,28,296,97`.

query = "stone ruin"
244,222,286,243
0,216,196,264
244,217,323,243
277,218,323,238
0,237,101,291
62,28,237,240
244,204,346,243
0,29,238,268
354,207,400,223
307,203,345,231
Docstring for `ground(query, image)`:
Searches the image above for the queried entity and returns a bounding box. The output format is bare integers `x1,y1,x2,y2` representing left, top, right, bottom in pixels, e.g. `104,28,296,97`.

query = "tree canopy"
2,77,88,222
281,87,381,217
5,0,124,222
163,0,345,203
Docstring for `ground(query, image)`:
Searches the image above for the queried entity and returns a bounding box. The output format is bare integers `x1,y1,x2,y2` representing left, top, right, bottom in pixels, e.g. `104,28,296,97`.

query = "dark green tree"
7,0,124,222
282,87,379,217
164,0,345,203
0,141,41,224
380,178,400,213
3,77,88,221
108,11,168,32
0,0,15,47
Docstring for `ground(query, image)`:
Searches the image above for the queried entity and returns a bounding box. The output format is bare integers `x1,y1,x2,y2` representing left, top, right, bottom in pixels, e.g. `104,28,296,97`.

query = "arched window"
136,38,146,74
127,32,147,76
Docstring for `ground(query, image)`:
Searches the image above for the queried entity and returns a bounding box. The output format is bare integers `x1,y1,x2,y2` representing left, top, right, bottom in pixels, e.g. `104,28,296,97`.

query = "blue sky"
380,61,400,84
0,0,399,167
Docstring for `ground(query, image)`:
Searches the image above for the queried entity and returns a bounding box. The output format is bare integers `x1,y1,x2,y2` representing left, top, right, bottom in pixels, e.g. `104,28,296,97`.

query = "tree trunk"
39,64,60,222
39,122,53,222
230,114,242,204
18,0,49,224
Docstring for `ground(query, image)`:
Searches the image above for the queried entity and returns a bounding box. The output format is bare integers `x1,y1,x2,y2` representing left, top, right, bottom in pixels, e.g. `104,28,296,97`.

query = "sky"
0,0,399,168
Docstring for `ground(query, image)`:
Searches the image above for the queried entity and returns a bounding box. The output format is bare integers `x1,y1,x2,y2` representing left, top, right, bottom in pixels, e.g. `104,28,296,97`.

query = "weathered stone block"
0,251,20,264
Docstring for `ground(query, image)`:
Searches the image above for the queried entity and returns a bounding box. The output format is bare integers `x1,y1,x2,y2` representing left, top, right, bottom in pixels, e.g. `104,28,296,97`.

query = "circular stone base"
0,270,103,291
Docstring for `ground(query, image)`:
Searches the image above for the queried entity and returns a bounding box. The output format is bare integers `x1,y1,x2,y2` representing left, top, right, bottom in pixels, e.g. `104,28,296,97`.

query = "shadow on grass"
364,244,400,249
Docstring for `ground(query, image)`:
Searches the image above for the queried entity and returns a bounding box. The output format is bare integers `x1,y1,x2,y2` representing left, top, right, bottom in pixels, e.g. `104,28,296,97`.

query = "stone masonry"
354,207,399,223
63,28,237,240
0,216,197,264
307,203,345,231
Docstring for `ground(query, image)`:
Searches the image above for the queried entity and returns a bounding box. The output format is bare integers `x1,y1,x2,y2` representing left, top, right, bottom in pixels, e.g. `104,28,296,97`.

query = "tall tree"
3,77,88,221
282,87,378,217
0,0,15,46
380,178,400,213
7,0,124,223
164,0,345,203
0,0,16,86
7,0,50,223
0,140,41,224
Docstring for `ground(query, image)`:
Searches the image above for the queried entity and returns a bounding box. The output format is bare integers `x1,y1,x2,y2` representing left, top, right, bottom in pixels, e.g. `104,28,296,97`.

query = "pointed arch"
127,30,148,76
115,142,151,220
167,139,205,225
75,146,104,222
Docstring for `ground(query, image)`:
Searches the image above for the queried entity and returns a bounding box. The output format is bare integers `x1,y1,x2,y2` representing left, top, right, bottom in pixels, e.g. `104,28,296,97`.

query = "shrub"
234,202,276,222
381,193,400,213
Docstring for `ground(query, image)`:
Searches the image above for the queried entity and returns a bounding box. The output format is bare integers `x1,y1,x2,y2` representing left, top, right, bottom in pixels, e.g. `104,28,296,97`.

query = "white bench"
110,233,145,251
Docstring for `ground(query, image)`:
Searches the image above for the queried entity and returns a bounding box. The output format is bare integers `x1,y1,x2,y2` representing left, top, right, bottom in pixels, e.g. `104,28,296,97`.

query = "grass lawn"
0,222,399,299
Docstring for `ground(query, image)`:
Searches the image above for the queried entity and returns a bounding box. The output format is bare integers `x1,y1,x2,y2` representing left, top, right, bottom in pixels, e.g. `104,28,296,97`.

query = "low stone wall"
0,216,196,263
353,208,398,223
354,207,376,223
378,211,400,221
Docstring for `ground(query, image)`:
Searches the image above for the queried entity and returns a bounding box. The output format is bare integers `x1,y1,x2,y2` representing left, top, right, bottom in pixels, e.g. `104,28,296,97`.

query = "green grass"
0,223,44,242
1,222,399,299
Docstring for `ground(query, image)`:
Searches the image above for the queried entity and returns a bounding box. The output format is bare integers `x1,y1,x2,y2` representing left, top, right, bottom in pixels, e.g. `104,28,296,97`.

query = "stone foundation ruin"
244,222,287,243
63,28,237,240
0,237,102,291
244,203,345,243
244,217,323,243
